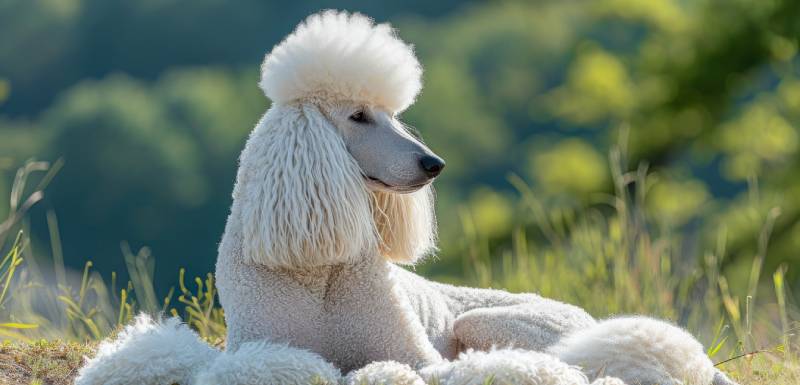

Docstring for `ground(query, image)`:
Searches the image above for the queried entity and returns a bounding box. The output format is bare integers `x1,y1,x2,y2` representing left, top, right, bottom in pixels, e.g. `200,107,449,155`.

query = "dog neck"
266,255,387,300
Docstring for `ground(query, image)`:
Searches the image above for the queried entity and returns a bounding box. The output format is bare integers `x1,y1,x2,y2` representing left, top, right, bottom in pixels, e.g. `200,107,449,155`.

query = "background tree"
0,0,798,300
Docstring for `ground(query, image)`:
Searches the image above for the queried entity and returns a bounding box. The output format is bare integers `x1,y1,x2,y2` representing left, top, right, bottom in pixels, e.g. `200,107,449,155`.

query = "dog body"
76,10,736,385
217,248,445,372
218,241,595,373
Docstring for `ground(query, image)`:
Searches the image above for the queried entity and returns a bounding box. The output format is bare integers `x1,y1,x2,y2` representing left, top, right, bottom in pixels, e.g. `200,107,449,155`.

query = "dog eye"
349,110,368,123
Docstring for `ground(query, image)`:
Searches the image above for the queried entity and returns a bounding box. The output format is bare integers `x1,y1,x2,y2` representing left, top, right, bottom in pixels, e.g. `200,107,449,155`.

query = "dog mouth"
363,175,429,194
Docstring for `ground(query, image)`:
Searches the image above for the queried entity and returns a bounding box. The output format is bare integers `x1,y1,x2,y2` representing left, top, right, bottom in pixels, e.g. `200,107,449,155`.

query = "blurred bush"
0,0,799,302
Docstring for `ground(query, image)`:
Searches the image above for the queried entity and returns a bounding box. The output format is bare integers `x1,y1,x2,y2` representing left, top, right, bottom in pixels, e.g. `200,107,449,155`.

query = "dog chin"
364,177,429,194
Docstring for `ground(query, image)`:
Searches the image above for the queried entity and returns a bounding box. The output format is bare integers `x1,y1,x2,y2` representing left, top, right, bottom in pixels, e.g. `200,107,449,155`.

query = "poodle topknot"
260,11,422,112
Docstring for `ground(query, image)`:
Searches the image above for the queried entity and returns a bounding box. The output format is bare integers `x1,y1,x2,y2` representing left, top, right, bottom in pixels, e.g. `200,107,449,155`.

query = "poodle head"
235,11,440,268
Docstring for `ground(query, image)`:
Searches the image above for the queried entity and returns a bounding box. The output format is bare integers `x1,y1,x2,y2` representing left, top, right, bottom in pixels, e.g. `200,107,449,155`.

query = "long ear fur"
372,186,437,264
235,103,379,268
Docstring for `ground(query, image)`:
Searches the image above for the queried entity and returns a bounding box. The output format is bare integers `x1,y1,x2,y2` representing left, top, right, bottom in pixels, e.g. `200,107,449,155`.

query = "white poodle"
77,10,737,385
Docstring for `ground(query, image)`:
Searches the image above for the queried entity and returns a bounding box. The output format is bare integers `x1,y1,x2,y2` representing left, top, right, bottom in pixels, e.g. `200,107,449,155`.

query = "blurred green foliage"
1,0,799,304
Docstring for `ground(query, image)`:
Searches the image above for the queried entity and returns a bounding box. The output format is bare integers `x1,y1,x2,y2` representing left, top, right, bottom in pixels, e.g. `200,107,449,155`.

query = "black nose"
419,155,445,178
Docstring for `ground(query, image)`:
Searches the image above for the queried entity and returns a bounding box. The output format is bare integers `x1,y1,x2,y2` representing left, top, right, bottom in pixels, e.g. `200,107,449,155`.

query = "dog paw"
345,361,425,385
194,341,341,385
419,348,590,385
591,377,627,385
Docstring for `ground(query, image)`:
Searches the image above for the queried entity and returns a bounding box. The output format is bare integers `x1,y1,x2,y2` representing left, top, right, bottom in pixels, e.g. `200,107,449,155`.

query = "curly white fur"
74,314,218,385
260,10,422,112
419,349,592,385
236,103,379,268
549,317,718,385
236,103,436,268
345,361,426,385
345,355,631,385
591,377,628,385
195,341,341,385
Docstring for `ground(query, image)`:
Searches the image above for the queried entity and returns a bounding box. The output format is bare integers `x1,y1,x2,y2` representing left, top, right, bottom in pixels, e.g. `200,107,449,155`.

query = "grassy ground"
0,340,94,385
1,154,799,384
720,354,800,384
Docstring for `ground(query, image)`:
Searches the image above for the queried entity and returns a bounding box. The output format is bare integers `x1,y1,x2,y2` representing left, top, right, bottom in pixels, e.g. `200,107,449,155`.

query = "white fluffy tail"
75,314,219,385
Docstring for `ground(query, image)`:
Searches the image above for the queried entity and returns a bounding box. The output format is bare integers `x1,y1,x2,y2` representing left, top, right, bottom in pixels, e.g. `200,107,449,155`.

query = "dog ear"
372,186,437,264
235,103,379,268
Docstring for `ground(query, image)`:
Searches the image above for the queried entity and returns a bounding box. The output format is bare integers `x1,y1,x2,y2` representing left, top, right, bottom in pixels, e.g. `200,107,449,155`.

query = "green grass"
0,152,798,384
445,146,800,383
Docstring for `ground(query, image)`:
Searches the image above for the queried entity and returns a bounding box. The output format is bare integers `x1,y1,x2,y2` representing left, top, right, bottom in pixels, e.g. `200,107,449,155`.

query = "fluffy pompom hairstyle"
260,10,422,112
232,10,436,268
